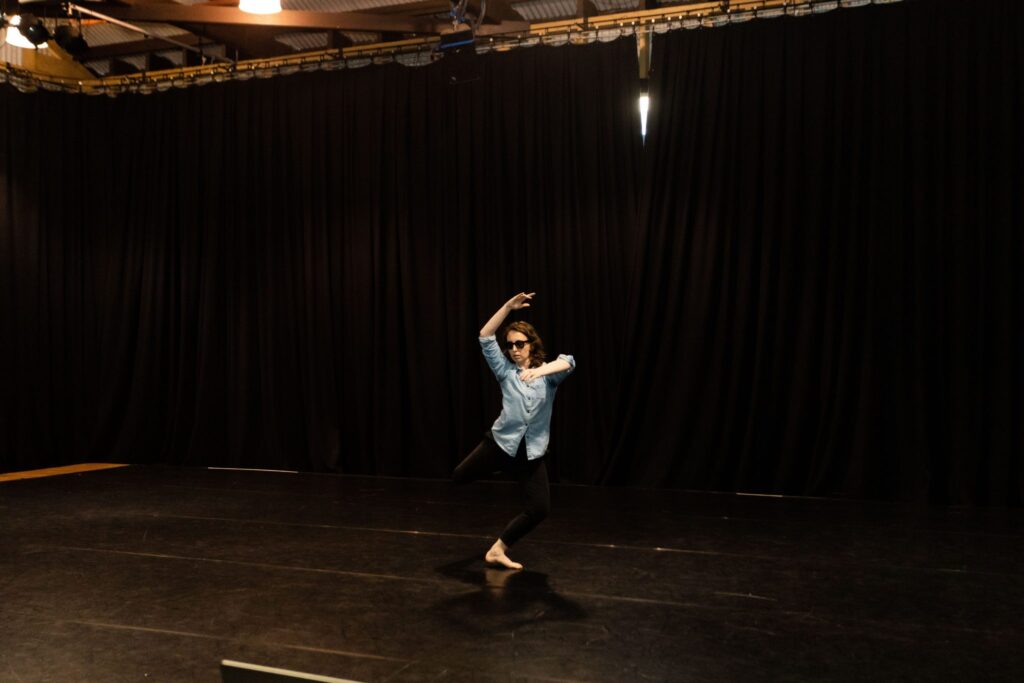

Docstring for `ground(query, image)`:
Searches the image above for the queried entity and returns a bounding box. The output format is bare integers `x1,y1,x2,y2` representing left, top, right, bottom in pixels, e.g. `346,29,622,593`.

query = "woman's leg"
486,458,550,570
452,438,504,485
500,459,550,546
453,440,525,569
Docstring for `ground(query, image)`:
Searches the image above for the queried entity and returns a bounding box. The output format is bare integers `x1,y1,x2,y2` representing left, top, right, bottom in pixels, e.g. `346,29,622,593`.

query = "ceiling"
2,0,698,77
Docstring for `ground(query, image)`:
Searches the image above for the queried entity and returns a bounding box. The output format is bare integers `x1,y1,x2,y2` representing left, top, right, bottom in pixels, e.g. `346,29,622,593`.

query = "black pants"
452,435,550,547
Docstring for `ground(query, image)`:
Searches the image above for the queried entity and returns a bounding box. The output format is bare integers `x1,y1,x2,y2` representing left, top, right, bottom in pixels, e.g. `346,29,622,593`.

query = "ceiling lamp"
238,0,282,15
6,15,49,49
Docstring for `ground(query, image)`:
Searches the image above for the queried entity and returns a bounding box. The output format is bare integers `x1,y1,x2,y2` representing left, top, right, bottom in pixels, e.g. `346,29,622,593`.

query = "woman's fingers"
517,292,535,306
507,292,536,309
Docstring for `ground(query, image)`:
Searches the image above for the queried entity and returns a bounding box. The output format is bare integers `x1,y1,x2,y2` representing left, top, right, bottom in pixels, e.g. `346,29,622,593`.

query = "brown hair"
502,321,546,369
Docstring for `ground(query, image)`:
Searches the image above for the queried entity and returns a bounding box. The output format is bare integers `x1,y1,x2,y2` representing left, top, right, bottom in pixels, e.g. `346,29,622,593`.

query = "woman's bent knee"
526,501,550,522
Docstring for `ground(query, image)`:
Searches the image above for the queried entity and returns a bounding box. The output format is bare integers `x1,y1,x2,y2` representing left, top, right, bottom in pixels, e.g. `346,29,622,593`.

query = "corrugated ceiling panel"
119,55,148,70
83,59,111,76
274,30,381,50
154,50,186,65
275,31,330,51
511,0,577,21
513,0,639,19
341,31,381,44
593,0,640,10
83,22,189,47
285,0,418,11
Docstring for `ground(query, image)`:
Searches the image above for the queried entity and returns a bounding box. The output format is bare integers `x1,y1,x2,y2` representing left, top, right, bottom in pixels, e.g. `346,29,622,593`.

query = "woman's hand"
521,358,571,383
504,292,535,311
481,292,535,337
519,367,543,382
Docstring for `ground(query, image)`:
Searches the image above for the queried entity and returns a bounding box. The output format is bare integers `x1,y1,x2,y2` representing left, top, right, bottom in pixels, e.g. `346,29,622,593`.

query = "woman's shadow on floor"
429,557,588,633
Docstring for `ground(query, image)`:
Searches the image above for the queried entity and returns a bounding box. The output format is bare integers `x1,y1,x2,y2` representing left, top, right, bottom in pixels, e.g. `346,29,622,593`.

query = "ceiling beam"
179,24,295,60
474,19,532,36
77,33,205,61
369,0,451,15
79,4,448,34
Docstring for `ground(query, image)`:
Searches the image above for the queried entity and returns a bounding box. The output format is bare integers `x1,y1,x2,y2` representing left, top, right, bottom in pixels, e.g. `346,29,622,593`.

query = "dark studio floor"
0,465,1021,682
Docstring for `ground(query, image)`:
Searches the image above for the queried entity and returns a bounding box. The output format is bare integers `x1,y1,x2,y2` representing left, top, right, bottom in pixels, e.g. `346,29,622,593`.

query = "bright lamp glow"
239,0,282,14
639,94,650,140
6,16,48,50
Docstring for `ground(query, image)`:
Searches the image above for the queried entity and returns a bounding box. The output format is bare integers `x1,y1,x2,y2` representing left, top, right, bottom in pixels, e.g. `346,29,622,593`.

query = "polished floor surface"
1,465,1021,682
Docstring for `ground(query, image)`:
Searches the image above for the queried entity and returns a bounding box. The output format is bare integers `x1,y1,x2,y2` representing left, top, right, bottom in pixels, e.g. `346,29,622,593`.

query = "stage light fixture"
5,15,47,49
5,17,34,50
54,24,88,56
238,0,281,15
6,14,50,48
20,14,50,46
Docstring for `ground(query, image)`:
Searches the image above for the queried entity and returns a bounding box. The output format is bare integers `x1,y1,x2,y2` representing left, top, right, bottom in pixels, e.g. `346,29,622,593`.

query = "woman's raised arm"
479,292,535,337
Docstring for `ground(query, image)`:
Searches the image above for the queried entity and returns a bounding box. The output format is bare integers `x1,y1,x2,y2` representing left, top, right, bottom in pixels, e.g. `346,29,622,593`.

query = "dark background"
2,0,1021,504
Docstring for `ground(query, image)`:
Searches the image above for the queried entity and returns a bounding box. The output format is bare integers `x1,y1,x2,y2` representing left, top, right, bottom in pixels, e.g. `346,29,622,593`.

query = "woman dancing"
453,292,576,569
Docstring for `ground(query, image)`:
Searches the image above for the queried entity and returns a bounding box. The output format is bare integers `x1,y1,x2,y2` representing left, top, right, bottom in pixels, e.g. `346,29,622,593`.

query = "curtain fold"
607,0,1023,504
0,40,643,480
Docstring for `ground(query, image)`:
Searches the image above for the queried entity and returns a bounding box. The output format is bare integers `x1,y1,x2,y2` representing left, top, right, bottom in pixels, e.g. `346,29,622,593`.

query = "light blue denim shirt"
479,335,576,460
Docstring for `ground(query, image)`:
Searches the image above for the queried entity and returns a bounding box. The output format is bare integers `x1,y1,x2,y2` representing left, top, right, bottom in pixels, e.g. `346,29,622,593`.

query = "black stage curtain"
607,0,1023,504
2,1,1022,505
0,40,642,480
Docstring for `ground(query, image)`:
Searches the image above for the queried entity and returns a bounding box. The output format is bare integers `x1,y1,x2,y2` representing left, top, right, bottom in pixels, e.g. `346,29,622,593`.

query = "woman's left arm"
519,356,574,382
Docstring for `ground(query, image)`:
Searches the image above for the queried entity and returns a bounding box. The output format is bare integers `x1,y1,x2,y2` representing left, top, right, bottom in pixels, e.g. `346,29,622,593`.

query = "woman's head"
503,321,546,368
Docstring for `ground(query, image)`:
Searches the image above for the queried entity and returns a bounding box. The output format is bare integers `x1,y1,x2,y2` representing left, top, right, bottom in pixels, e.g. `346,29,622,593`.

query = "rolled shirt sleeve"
479,335,513,380
545,354,575,387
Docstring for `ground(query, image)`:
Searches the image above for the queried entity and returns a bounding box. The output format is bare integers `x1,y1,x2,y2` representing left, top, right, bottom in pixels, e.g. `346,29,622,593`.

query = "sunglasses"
505,340,530,350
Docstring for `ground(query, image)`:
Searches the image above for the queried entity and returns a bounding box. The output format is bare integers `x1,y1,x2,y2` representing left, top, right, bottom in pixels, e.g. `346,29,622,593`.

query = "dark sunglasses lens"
507,340,527,350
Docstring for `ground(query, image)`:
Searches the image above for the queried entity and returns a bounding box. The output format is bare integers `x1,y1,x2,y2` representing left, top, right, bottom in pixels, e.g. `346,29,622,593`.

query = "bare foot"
484,539,523,570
